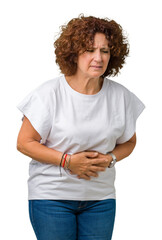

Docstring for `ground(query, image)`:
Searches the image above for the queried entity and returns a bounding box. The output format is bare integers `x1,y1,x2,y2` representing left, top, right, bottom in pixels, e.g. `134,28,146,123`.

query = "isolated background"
0,0,161,239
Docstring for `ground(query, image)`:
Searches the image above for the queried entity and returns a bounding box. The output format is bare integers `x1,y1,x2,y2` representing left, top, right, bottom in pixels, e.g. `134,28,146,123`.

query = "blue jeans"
29,199,116,240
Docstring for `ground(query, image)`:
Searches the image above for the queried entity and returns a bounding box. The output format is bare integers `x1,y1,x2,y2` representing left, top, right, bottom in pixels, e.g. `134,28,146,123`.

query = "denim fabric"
29,199,116,240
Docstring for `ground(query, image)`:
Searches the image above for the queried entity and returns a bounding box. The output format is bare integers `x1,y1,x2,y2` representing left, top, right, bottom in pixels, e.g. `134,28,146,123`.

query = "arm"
17,116,107,178
17,116,63,165
111,133,136,162
77,133,136,179
97,133,136,165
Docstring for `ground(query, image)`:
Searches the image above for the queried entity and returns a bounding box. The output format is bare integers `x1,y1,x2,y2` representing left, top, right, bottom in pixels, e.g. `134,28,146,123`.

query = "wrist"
60,153,71,169
106,154,113,166
64,154,71,169
59,153,71,177
106,152,117,168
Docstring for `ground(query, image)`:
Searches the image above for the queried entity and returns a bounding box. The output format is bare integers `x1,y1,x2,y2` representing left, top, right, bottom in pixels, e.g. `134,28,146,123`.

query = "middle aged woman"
17,15,145,240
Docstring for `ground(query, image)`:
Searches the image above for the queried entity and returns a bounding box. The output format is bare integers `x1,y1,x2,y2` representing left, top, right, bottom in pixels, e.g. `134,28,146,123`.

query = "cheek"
105,55,111,65
107,55,111,63
78,55,91,68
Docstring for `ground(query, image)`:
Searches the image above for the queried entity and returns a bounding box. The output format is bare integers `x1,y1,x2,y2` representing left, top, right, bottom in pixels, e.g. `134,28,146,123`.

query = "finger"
77,174,91,180
86,171,98,177
91,166,106,172
85,151,98,158
91,158,108,165
93,163,108,167
69,170,75,175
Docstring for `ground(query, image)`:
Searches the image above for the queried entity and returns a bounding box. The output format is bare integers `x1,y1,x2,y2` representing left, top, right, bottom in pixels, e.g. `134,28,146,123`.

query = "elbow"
17,140,24,153
129,133,137,148
133,136,137,149
17,140,30,157
132,137,137,149
17,136,27,153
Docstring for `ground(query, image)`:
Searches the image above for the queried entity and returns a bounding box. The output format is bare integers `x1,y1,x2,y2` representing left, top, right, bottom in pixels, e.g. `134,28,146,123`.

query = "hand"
68,151,111,180
77,152,113,180
92,152,113,168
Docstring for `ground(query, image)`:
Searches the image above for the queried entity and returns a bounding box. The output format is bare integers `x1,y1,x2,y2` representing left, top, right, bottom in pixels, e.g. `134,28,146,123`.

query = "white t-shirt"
17,75,145,200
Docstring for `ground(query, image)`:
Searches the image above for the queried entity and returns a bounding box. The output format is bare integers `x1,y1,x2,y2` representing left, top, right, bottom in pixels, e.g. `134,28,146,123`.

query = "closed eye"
86,49,109,53
86,49,94,52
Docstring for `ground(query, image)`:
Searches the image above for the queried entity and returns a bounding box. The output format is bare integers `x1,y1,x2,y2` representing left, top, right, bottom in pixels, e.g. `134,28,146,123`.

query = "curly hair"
54,14,129,77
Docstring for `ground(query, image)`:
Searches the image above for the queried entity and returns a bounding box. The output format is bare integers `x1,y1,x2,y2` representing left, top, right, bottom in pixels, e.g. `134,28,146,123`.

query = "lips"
90,66,102,68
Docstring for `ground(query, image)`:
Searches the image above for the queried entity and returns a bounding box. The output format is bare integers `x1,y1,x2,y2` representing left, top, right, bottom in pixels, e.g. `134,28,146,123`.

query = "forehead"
92,33,109,47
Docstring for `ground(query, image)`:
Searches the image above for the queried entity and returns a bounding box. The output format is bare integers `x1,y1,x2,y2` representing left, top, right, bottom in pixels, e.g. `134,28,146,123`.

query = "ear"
74,56,78,63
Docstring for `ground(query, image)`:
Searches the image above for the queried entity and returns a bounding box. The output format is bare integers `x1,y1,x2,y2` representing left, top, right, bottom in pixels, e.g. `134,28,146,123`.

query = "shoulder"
34,75,63,97
106,78,145,112
26,75,63,114
105,78,131,99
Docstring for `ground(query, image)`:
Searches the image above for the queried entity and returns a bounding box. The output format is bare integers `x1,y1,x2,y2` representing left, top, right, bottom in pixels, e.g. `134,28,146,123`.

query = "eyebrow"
92,47,110,50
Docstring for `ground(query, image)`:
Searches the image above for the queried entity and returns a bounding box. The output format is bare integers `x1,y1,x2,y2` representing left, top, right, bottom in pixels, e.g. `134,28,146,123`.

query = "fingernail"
94,152,98,156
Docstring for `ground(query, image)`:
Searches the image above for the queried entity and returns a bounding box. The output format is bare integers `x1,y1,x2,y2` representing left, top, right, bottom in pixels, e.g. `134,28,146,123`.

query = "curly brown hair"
54,14,129,77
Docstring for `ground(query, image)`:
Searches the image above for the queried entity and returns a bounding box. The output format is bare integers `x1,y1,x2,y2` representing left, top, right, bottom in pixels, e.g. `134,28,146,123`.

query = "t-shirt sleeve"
17,90,52,144
116,89,145,144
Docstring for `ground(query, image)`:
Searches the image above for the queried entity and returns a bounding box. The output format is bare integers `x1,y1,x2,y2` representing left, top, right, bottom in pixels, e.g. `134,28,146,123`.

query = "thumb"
85,152,98,158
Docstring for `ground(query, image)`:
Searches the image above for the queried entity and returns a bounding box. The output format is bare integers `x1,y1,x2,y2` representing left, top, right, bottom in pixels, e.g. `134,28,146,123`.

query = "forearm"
111,141,136,162
17,141,63,165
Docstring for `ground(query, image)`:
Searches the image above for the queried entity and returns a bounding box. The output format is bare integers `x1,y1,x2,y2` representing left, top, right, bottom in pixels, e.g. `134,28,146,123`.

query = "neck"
65,74,104,95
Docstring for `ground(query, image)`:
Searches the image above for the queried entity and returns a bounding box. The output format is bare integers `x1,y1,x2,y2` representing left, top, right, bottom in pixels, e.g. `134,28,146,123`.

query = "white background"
0,0,162,239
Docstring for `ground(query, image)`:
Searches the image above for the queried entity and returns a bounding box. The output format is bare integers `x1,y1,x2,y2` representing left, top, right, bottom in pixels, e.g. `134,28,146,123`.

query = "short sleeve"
17,90,52,144
116,90,145,144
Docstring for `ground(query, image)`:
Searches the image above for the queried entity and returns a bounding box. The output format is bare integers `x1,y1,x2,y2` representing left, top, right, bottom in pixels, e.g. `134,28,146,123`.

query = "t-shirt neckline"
62,75,107,98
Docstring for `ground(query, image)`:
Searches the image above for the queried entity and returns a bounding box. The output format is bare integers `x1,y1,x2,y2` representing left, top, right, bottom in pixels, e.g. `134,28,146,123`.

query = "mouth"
90,66,102,69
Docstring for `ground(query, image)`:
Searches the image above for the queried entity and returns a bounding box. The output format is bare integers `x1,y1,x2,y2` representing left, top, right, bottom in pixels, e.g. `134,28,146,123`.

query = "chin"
89,73,104,78
88,69,105,78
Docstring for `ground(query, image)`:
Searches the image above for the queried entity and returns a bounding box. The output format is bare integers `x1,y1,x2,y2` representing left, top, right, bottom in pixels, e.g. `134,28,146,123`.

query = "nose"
94,50,102,62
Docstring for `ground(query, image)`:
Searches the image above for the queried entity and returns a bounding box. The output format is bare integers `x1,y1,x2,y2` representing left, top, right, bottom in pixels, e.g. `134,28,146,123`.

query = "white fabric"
17,75,145,200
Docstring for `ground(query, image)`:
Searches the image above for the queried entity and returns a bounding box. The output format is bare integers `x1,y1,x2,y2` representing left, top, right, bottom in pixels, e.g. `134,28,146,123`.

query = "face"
76,33,110,79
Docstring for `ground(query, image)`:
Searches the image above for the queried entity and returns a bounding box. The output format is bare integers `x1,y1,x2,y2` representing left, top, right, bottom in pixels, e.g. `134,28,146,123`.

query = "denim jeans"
29,199,116,240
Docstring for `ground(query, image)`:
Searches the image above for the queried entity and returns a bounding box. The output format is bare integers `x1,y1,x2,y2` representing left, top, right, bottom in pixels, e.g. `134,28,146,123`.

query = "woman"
17,15,145,240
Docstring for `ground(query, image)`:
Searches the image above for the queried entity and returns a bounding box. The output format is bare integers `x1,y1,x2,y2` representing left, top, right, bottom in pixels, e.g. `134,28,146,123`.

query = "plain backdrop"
0,0,162,239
